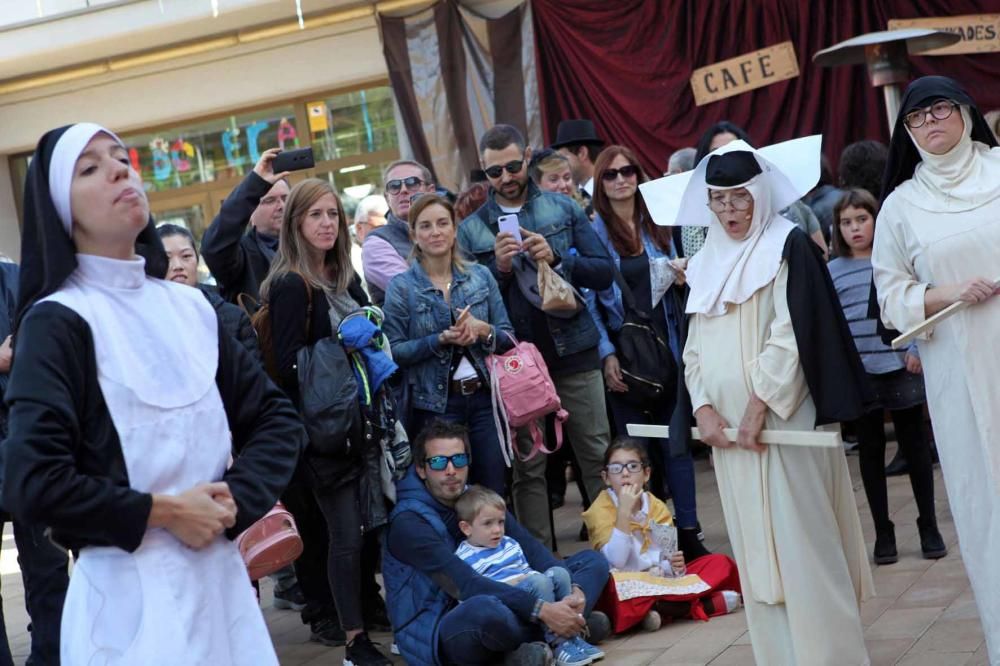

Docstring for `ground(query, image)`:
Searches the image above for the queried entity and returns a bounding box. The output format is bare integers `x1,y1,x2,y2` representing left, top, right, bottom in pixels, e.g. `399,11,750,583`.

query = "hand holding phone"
497,214,522,243
271,147,315,174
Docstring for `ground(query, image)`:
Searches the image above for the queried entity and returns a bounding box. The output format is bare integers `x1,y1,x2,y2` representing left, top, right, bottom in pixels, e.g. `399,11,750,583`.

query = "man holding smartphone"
362,159,436,305
202,148,291,304
458,124,615,550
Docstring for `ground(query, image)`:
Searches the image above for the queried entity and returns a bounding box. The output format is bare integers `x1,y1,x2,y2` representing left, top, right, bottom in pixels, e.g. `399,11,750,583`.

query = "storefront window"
315,160,395,222
308,87,399,163
123,106,300,193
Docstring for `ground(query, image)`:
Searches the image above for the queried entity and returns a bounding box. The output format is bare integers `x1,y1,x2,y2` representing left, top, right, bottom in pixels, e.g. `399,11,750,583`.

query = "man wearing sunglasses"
458,124,615,551
362,159,437,305
384,420,610,666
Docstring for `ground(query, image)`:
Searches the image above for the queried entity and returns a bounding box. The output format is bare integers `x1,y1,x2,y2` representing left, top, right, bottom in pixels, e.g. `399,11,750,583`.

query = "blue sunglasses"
424,453,470,471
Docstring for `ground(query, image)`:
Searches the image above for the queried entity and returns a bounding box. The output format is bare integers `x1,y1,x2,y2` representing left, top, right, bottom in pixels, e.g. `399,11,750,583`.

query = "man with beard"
458,124,614,549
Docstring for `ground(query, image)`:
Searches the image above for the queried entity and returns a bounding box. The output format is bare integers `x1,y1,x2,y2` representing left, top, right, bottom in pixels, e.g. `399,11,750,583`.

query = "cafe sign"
690,41,800,106
888,15,1000,55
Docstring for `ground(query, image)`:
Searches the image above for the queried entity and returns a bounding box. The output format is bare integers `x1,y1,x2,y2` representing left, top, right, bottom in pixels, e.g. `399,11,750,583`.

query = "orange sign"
307,102,329,132
888,15,1000,55
690,42,800,106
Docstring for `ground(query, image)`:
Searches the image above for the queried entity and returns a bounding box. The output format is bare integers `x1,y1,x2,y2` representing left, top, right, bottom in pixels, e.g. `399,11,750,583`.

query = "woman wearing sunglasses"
382,194,515,495
584,145,709,562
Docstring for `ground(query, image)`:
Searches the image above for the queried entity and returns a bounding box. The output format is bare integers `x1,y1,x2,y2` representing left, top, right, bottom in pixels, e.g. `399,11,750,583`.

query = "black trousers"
0,517,69,666
313,479,365,632
855,405,936,532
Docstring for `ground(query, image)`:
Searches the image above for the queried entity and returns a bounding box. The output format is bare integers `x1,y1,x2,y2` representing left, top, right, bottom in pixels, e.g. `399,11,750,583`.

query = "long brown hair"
259,178,354,300
831,188,879,258
592,145,672,256
407,193,469,273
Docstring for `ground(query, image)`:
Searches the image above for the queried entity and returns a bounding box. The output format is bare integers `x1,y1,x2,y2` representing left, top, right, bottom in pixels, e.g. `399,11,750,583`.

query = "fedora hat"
550,119,604,149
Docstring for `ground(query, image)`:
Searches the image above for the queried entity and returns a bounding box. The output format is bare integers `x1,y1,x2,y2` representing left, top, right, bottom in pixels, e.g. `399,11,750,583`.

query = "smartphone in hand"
272,147,315,173
497,214,522,243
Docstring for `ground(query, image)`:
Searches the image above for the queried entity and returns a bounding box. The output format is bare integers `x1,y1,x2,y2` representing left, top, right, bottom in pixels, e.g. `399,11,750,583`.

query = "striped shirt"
827,256,911,375
455,536,535,584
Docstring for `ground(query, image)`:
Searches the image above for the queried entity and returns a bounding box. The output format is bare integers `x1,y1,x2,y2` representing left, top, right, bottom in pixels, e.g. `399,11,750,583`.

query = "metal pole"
883,84,902,135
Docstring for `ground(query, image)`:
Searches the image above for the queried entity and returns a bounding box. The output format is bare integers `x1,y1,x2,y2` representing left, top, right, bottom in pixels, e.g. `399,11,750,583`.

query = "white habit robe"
683,262,874,666
873,183,1000,663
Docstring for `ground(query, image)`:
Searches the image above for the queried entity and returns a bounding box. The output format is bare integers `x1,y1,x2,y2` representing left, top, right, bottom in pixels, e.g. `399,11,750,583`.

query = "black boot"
873,522,898,565
885,450,909,476
917,516,947,559
678,526,711,562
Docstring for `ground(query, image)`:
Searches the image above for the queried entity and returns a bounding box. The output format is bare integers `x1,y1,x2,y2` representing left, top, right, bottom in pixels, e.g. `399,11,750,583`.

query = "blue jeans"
516,567,573,647
608,392,699,529
414,387,506,495
437,550,608,665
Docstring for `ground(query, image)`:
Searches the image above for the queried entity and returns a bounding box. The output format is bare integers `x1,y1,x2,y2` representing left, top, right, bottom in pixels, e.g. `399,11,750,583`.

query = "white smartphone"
497,214,522,243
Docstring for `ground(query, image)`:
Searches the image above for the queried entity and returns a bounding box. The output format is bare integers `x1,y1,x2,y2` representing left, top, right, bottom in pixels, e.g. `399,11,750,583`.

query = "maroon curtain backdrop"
532,0,1000,176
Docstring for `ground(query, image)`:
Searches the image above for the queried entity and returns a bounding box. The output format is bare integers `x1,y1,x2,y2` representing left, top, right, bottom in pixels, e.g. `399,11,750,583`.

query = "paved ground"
0,440,990,665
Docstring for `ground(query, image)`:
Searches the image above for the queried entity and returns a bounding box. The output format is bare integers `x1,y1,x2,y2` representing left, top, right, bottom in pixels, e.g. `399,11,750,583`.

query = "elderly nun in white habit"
873,75,1000,662
641,136,875,665
2,123,305,664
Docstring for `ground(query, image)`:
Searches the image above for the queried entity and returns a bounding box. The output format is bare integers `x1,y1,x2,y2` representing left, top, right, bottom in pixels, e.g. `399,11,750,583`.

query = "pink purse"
236,502,303,581
488,334,568,464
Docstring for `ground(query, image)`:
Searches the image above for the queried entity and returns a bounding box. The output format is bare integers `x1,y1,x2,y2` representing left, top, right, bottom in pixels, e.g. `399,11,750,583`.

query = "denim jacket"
585,213,683,363
382,261,514,413
457,181,613,358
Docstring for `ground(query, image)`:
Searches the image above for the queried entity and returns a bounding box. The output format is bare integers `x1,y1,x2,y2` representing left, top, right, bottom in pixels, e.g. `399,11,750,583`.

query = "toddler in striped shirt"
455,486,603,666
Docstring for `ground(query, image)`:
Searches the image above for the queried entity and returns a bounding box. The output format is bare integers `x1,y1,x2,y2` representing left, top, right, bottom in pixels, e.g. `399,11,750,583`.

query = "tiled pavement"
1,440,990,665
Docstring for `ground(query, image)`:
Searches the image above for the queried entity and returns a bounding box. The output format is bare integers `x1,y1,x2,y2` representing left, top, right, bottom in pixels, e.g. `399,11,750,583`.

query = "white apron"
45,255,278,665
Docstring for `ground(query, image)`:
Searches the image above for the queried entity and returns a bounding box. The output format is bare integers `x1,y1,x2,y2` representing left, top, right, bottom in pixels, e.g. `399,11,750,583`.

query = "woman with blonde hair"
382,193,514,495
261,177,392,665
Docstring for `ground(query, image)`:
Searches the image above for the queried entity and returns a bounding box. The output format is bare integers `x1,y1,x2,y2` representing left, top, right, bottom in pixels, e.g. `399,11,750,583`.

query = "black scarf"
880,76,998,203
15,125,168,334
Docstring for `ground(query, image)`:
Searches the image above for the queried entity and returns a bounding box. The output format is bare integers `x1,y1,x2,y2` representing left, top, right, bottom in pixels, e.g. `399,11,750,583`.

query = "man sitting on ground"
383,421,610,666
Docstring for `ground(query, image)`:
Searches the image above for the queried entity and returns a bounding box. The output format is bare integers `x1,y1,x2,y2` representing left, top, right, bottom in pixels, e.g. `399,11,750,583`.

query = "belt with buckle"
450,377,482,396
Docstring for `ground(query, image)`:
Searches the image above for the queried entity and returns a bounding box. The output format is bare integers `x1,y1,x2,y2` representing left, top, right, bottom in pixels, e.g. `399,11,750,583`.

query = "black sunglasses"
386,176,426,195
424,453,470,471
601,165,638,182
484,159,525,179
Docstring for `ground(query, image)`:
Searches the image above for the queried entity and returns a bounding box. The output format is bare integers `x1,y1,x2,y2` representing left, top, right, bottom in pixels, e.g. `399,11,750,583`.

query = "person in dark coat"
201,148,290,304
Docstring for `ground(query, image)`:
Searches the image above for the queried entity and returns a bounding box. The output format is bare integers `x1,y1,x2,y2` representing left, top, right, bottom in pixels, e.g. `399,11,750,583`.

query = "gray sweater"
828,255,915,375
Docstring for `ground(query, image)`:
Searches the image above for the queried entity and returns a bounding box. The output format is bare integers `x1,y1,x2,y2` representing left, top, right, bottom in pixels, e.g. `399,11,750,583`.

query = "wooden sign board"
888,15,1000,55
690,41,799,106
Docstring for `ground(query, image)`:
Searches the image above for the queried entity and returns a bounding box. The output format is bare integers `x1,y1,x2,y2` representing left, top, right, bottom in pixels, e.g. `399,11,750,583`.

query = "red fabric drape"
532,0,1000,175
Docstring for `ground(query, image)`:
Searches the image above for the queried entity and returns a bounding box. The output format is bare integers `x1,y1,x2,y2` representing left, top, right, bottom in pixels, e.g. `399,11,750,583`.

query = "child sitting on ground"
455,486,603,666
582,439,743,634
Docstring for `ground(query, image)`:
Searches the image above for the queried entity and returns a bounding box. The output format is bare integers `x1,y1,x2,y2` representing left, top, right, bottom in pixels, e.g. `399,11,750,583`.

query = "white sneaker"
641,609,661,632
722,591,742,613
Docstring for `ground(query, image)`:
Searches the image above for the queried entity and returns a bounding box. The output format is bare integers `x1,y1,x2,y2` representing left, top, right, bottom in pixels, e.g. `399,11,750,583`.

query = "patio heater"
813,29,962,134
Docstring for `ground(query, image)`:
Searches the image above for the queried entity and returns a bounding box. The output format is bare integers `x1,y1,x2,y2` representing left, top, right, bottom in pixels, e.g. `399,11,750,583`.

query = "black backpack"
611,269,678,411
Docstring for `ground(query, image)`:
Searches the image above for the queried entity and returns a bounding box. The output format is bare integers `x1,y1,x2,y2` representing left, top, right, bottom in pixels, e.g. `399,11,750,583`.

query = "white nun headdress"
639,135,822,316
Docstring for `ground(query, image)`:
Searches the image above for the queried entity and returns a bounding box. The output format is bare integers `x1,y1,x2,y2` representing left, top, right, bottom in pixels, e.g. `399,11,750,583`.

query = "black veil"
15,125,167,333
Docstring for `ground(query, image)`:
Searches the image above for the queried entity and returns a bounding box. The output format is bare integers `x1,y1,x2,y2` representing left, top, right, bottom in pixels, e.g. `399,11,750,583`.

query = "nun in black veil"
3,123,305,664
871,76,1000,661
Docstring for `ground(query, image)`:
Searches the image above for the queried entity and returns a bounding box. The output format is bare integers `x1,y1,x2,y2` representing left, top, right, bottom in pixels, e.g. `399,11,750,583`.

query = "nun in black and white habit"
641,137,875,666
2,123,305,664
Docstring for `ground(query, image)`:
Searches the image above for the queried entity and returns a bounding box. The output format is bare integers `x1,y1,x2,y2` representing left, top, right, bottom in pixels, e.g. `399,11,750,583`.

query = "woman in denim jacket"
383,194,514,494
585,145,709,561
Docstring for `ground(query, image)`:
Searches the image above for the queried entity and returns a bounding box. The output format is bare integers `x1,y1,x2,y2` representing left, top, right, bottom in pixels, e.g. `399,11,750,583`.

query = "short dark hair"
412,419,471,468
562,143,601,163
603,437,651,468
831,188,879,258
837,140,889,199
694,121,752,164
479,124,526,155
156,223,198,259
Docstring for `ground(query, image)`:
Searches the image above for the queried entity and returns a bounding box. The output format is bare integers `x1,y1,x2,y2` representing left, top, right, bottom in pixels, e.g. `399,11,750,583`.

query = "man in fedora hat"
551,119,605,200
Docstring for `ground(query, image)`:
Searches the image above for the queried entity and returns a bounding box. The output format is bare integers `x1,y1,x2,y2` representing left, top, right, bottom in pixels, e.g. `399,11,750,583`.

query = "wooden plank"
888,15,1000,55
890,276,1000,349
625,424,840,448
689,41,799,106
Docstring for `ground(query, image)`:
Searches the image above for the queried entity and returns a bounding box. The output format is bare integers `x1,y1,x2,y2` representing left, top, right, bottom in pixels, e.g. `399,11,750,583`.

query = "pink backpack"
236,502,303,581
488,335,568,464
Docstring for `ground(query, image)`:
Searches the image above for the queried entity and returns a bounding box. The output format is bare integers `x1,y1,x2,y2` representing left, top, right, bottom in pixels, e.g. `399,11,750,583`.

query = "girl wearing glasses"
671,138,874,665
581,440,740,635
873,76,1000,659
585,146,708,562
382,194,515,496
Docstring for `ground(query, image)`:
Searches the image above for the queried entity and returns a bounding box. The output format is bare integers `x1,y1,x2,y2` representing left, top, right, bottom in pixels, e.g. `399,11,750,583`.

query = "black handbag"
611,267,678,411
297,337,363,458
